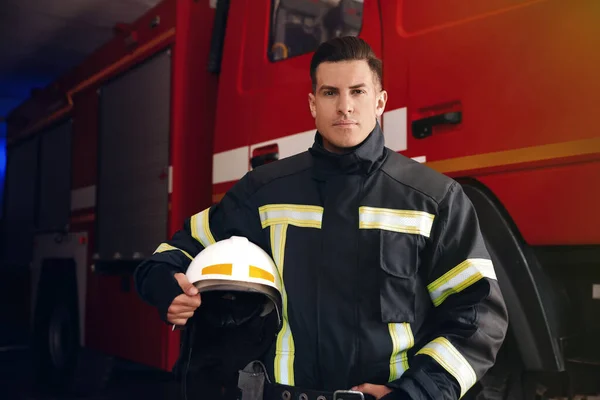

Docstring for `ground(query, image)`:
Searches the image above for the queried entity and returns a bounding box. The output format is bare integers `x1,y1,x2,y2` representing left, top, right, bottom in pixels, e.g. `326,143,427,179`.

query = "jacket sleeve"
385,182,509,400
133,173,264,323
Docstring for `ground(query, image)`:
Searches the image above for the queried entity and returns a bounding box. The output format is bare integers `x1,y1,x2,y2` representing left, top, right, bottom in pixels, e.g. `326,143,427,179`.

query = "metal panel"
38,121,72,231
97,50,171,260
1,137,39,266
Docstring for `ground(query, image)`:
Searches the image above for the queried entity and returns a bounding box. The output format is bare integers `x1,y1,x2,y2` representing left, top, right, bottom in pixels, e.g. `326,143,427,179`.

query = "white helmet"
186,236,282,327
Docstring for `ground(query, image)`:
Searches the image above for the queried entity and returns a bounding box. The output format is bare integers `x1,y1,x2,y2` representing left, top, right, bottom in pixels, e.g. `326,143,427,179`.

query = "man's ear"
376,90,388,117
308,92,317,118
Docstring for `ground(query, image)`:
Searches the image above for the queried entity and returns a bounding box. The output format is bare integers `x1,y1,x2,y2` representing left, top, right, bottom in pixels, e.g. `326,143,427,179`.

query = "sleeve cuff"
382,380,427,400
385,368,447,400
141,266,184,322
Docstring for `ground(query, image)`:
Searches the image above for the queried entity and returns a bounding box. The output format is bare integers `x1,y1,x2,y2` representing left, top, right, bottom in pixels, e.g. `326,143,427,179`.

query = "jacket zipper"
352,177,365,383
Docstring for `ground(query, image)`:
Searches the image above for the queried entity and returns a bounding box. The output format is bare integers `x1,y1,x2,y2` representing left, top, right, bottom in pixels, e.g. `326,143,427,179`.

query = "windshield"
268,0,364,62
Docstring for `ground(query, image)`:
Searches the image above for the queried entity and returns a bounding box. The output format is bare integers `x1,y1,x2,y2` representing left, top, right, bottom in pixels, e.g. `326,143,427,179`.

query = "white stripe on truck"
212,108,423,184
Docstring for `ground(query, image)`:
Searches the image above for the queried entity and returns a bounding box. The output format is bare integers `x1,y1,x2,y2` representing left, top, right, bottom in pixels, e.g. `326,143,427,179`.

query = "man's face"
308,60,387,153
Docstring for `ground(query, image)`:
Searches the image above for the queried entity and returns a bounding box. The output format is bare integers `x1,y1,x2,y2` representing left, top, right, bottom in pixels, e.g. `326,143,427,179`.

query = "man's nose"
337,93,354,115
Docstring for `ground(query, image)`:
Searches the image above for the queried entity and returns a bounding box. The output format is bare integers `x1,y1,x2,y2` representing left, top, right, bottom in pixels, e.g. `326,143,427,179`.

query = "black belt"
264,383,376,400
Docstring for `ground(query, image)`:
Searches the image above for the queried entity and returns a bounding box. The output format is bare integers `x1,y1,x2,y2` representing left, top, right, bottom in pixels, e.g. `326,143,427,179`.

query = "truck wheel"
32,261,112,394
464,321,549,400
477,342,553,400
33,279,80,392
460,183,554,400
474,335,528,400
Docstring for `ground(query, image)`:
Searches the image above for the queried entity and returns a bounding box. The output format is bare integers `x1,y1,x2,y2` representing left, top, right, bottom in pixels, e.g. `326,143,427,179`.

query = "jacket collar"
309,121,387,179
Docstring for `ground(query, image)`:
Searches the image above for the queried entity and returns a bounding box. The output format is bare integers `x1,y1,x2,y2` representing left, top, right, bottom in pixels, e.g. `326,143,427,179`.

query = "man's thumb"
174,273,198,296
185,284,198,296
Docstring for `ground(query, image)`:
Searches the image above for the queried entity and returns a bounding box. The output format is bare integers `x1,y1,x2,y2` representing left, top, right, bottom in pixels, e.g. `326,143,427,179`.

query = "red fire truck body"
3,0,600,396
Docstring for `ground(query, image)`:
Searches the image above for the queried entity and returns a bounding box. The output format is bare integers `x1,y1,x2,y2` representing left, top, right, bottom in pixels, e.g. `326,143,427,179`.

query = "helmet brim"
193,279,283,329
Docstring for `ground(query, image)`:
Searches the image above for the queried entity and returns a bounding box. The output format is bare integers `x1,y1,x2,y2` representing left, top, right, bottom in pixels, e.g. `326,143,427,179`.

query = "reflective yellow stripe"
428,259,496,307
249,265,275,283
153,243,193,261
190,208,216,248
202,263,232,276
271,223,294,385
259,204,323,229
358,206,435,237
262,204,323,385
416,337,477,397
388,323,414,381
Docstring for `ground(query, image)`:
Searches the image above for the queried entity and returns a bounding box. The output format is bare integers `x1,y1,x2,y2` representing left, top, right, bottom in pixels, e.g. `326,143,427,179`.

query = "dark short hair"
310,36,383,92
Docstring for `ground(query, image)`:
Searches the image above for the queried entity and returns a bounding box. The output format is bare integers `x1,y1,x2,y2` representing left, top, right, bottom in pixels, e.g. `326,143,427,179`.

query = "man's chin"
327,138,367,153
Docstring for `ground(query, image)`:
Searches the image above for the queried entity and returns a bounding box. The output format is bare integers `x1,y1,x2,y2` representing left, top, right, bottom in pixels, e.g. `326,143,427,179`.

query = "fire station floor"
0,347,178,400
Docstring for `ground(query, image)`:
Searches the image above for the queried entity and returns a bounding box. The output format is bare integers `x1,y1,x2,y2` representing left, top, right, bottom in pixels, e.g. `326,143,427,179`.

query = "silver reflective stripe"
153,243,193,261
259,204,323,229
388,323,414,381
358,206,435,238
428,259,496,307
416,337,477,397
271,223,295,385
190,208,216,248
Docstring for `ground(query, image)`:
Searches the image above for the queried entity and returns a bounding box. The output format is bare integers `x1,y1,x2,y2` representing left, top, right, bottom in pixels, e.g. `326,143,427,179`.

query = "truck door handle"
251,143,279,169
412,111,462,139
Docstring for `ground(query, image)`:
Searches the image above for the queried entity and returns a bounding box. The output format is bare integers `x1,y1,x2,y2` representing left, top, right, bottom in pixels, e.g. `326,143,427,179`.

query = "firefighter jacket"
134,122,508,400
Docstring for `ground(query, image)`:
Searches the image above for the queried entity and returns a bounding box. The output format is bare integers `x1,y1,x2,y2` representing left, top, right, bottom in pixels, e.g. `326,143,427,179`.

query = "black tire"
460,183,552,400
32,260,113,395
471,334,551,400
32,277,80,392
470,334,526,400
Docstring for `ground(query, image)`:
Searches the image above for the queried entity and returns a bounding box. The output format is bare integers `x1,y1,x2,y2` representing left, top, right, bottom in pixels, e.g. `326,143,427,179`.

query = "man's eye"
324,91,334,96
353,89,365,95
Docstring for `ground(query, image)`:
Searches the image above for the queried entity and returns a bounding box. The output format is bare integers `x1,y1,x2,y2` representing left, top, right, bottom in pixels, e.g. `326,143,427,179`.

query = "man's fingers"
171,293,201,308
351,383,392,400
352,384,368,393
168,311,194,320
179,311,195,319
167,275,201,327
174,272,198,296
168,305,196,316
167,310,195,325
168,296,200,319
169,310,194,318
170,304,198,313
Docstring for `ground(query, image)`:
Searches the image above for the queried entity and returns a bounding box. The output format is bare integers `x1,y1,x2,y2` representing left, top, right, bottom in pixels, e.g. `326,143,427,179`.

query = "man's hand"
167,273,201,326
352,384,393,400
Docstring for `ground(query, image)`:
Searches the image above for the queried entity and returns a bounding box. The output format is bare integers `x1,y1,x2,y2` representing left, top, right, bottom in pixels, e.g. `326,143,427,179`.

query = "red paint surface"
6,0,600,372
478,159,600,245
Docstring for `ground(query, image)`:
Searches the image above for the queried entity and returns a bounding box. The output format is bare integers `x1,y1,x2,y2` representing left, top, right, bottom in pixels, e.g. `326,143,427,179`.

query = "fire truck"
2,0,599,397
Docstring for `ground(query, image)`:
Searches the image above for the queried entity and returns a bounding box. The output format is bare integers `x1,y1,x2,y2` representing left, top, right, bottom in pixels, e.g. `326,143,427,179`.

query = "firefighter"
134,36,508,400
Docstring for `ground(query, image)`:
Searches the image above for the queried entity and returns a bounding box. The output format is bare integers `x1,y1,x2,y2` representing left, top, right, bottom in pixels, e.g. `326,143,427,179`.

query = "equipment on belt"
238,361,375,400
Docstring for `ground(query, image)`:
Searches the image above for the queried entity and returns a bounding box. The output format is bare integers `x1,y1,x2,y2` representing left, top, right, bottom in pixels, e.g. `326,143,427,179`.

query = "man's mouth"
333,120,357,126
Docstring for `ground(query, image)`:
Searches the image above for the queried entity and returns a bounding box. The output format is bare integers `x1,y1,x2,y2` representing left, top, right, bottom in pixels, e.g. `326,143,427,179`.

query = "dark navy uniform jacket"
135,123,508,400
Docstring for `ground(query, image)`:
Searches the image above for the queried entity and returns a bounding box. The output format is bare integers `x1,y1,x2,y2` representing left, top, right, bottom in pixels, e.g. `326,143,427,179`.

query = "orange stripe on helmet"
202,263,233,276
249,265,275,283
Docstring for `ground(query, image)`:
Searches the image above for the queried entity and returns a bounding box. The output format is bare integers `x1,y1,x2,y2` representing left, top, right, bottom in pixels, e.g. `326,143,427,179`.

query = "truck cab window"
269,0,364,62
